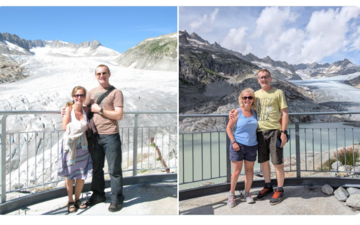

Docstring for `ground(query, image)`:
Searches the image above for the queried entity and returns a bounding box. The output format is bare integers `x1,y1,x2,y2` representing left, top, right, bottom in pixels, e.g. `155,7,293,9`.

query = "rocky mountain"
181,29,360,81
116,32,177,71
179,30,342,131
239,54,360,80
0,54,27,83
179,30,258,86
0,32,40,54
0,32,119,57
294,59,360,78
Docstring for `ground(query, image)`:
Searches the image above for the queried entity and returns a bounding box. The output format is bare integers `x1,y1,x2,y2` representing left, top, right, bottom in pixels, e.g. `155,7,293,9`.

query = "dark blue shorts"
229,142,257,162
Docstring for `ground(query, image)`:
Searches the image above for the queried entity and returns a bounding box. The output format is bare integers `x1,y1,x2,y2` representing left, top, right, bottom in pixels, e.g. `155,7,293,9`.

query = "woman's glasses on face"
242,96,253,100
73,94,85,98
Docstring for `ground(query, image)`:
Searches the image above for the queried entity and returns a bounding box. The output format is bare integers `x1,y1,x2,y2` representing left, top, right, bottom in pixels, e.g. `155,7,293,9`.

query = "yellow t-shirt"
255,88,287,132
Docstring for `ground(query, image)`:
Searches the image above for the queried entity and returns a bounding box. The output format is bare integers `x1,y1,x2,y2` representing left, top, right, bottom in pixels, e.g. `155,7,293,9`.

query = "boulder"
338,165,352,172
346,194,360,209
347,187,360,195
321,184,333,195
332,161,343,170
334,186,349,201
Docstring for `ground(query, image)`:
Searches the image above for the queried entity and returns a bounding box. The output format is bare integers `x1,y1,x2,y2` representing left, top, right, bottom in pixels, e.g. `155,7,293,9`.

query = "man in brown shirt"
84,64,125,212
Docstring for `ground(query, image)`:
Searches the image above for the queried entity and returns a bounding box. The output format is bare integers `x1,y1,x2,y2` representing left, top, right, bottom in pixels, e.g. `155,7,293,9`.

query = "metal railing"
0,111,177,205
179,112,360,200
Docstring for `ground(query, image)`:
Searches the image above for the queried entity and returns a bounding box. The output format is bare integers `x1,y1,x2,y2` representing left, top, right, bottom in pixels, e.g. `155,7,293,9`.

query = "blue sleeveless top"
233,108,258,146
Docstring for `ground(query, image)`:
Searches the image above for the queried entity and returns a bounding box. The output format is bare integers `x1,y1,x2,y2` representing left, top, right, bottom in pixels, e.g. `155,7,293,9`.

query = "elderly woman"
58,86,93,213
226,88,258,207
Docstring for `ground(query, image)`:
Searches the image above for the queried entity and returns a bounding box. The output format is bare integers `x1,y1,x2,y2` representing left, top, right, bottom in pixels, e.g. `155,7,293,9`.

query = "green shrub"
335,146,360,166
319,146,360,171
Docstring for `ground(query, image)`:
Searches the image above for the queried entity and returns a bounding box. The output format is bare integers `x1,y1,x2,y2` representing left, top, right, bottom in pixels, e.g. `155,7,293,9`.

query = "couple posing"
226,69,289,207
58,65,125,213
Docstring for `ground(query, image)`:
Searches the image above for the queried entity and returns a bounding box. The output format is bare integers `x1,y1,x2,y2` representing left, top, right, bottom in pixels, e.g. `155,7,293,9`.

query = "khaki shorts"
257,130,283,165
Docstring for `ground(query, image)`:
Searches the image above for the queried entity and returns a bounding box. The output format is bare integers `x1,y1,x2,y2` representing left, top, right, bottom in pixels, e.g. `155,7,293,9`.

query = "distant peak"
189,32,210,45
212,42,223,50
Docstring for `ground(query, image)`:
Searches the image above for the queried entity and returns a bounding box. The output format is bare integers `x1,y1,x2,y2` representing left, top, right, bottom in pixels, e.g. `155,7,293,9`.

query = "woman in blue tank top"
226,88,258,207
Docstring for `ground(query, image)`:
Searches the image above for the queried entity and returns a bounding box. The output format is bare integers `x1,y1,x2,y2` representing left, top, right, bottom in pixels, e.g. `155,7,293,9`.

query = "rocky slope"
0,32,40,54
116,32,177,71
179,30,258,86
0,54,27,83
179,30,343,131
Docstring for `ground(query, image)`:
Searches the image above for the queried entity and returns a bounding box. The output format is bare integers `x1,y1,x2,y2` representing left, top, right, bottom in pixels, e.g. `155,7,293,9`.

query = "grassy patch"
336,146,360,165
148,40,176,54
318,146,360,171
319,158,338,171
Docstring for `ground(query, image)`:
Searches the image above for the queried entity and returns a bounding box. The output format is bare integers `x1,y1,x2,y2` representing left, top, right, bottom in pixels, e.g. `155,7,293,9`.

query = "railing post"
295,122,301,178
225,117,231,183
1,115,7,203
133,114,139,176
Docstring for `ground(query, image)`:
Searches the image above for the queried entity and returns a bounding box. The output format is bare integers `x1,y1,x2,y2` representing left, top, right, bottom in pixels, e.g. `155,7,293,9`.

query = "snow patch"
4,40,27,53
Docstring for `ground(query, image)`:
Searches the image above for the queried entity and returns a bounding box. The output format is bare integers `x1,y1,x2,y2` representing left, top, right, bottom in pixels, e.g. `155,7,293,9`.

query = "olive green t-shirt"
255,88,287,132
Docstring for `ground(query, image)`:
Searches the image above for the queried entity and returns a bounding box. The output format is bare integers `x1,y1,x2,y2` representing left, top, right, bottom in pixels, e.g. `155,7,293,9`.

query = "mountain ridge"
116,32,177,71
179,30,349,131
0,32,118,57
180,30,360,80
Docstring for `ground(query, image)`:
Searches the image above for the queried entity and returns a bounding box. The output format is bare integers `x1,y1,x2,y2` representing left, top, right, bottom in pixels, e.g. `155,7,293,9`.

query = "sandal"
75,200,87,209
68,202,76,213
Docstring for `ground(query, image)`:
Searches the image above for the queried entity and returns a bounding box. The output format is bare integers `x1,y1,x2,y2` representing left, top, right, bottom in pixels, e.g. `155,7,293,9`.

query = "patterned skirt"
57,138,93,180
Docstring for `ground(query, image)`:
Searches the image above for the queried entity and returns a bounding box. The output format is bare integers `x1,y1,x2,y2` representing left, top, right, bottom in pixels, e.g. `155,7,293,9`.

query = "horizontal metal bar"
179,111,360,118
0,111,177,116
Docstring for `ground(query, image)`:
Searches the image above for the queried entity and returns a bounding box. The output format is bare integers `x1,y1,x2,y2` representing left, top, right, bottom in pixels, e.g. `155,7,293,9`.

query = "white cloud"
189,14,207,30
189,8,219,33
252,7,298,39
268,28,305,62
249,6,360,64
221,26,251,53
300,6,360,63
210,8,219,23
181,6,360,64
346,26,360,52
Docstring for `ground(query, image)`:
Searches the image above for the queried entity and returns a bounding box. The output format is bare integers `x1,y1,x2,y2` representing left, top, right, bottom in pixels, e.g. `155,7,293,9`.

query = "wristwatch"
231,140,236,144
281,130,288,134
99,108,104,115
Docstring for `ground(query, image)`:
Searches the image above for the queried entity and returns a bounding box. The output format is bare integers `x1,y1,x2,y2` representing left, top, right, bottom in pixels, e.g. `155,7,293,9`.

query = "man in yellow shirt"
255,69,288,205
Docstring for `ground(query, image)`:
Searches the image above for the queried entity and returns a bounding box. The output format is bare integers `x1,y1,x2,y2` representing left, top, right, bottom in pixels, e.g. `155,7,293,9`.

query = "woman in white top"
58,86,93,213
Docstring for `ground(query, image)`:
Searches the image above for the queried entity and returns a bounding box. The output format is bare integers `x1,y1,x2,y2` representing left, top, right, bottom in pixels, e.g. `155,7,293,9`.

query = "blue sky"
0,6,177,53
180,6,360,65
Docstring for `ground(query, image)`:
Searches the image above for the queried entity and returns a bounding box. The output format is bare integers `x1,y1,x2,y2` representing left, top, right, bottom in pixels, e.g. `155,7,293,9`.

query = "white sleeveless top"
70,108,87,124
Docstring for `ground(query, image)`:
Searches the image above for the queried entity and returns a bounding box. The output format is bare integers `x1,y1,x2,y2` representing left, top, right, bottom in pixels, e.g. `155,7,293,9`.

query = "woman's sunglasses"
242,96,253,100
73,94,85,98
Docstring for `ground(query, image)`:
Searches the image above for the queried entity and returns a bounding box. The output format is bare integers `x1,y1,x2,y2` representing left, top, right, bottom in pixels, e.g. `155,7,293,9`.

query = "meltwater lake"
179,122,360,190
